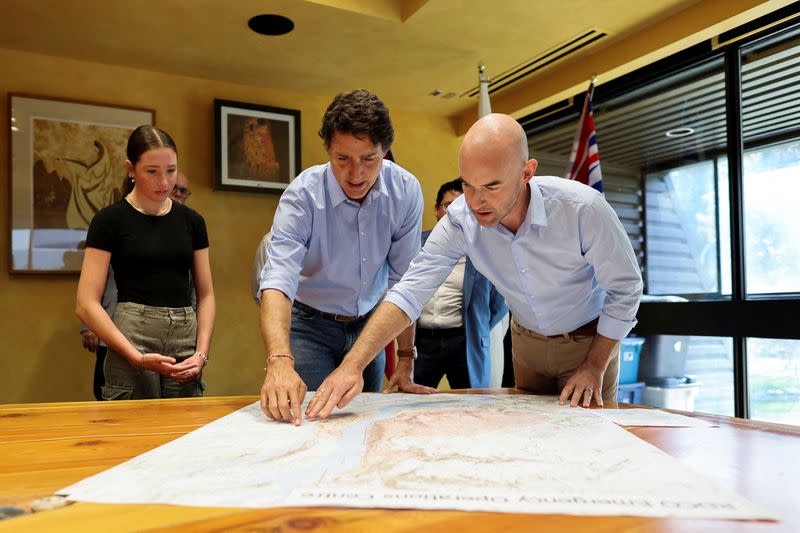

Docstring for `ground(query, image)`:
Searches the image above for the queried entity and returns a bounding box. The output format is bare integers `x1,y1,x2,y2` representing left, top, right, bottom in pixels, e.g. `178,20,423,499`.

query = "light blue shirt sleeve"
257,184,311,303
580,194,644,340
386,177,424,289
385,211,466,321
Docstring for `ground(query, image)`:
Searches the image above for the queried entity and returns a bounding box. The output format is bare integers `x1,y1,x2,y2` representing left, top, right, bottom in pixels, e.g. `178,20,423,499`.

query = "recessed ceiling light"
248,14,294,36
665,127,695,138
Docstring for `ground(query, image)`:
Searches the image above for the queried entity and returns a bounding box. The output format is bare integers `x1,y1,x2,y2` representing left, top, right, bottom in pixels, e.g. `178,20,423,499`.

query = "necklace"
126,193,171,216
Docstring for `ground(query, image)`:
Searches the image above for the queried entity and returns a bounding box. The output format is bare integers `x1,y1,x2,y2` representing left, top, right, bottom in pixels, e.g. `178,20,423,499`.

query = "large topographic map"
60,393,772,519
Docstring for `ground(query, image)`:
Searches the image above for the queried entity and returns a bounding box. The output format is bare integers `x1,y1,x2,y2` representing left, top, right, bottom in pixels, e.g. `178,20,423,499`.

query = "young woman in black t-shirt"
76,126,216,400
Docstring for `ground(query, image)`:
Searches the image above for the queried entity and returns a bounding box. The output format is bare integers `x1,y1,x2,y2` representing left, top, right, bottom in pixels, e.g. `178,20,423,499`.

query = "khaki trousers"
510,319,620,402
103,302,204,400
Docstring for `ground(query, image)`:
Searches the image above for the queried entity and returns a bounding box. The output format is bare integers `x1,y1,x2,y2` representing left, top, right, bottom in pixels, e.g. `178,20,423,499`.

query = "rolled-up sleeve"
385,176,424,289
257,186,312,303
580,195,643,340
385,212,467,321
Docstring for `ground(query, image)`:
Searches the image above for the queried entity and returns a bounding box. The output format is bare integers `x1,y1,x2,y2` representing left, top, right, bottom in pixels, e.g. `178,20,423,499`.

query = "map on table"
59,393,773,519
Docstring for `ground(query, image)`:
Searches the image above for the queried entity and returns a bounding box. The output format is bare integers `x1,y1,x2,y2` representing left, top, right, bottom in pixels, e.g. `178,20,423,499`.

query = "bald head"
461,113,529,166
458,113,537,232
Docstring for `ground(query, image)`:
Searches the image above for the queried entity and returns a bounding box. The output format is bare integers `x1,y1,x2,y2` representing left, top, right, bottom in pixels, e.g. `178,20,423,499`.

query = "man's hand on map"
559,333,618,408
384,357,439,395
559,364,604,408
305,361,364,420
261,358,307,425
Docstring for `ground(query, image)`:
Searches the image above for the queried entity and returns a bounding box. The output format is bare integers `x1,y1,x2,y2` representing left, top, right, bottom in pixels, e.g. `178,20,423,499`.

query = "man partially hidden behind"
414,178,507,389
257,89,435,424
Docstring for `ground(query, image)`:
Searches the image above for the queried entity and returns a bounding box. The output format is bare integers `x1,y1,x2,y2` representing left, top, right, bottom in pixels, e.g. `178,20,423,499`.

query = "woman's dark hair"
318,89,394,151
120,174,136,197
127,125,178,166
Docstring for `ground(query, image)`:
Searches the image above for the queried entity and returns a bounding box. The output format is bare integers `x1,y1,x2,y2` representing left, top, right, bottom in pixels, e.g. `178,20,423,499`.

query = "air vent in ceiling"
462,28,607,98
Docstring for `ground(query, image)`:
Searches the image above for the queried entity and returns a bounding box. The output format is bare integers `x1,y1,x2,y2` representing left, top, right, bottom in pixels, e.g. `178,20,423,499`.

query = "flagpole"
478,64,491,118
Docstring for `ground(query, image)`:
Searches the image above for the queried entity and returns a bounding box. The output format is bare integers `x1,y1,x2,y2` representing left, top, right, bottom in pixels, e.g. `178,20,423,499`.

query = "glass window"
741,30,800,296
748,338,800,425
645,161,727,295
634,59,731,299
636,335,734,416
739,140,800,295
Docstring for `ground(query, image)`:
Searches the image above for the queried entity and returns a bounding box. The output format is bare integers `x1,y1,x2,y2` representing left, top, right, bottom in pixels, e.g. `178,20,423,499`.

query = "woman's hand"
168,353,205,383
137,353,177,377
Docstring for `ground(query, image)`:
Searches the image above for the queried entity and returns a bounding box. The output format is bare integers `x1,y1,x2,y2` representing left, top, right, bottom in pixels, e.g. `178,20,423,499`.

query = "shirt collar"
373,160,390,199
326,165,348,207
526,180,548,228
325,161,389,207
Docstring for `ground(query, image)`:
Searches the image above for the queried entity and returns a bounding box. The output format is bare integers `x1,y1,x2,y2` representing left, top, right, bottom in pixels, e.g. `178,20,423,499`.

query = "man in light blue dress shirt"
257,89,435,424
306,113,643,420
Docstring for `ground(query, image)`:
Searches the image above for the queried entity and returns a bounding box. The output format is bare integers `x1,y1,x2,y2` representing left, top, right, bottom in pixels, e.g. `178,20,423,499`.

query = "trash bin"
619,337,645,384
617,381,645,404
642,376,701,411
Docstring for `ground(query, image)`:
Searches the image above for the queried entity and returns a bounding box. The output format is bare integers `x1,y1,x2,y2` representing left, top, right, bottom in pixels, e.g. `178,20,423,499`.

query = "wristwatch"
196,352,208,366
397,346,418,360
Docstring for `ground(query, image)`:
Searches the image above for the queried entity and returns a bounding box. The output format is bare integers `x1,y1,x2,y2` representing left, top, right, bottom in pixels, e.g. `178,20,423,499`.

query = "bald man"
302,113,642,421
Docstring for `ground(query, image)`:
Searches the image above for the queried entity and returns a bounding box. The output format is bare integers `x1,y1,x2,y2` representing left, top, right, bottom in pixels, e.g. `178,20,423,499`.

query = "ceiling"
0,0,713,118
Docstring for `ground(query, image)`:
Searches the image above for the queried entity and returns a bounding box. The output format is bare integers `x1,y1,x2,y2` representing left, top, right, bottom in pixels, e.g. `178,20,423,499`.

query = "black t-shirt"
86,200,209,308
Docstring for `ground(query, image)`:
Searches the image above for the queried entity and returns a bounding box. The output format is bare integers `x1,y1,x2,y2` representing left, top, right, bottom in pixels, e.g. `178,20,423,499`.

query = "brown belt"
547,317,599,339
293,300,369,323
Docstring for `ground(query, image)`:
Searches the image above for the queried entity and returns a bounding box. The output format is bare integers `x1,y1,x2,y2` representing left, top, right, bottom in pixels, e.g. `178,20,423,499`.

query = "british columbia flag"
566,80,603,192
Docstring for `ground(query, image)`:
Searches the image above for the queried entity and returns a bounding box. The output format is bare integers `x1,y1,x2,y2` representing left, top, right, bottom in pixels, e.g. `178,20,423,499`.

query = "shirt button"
361,232,365,236
362,258,366,262
521,268,527,273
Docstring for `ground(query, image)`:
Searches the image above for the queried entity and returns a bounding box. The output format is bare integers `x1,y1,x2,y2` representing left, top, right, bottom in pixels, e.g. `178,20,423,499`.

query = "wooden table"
1,390,798,532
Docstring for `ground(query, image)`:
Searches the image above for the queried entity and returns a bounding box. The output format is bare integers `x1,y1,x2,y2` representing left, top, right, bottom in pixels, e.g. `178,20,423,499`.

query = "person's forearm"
194,291,215,356
260,289,293,357
582,333,619,372
342,302,411,372
395,322,415,352
76,299,140,364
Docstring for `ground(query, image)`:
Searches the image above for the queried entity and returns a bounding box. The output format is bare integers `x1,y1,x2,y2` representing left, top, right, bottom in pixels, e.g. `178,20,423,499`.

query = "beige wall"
0,47,460,404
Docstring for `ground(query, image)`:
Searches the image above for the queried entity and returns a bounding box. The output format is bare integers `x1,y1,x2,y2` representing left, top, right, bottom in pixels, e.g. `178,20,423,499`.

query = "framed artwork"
214,98,301,194
8,94,154,274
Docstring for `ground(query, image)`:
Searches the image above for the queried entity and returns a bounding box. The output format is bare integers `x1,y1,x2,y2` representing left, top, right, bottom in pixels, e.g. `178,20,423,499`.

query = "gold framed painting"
214,98,301,194
8,94,154,274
